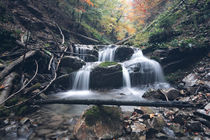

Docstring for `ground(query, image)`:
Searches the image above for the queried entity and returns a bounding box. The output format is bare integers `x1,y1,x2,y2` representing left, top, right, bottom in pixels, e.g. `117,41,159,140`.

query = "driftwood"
0,72,18,105
0,51,37,80
0,60,38,105
33,99,197,108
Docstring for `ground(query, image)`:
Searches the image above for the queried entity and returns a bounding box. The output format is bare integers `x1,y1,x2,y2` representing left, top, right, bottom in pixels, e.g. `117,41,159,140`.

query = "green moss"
99,62,118,67
83,106,121,126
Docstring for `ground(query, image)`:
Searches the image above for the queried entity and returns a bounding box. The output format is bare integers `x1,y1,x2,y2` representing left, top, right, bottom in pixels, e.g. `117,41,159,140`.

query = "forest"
0,0,209,139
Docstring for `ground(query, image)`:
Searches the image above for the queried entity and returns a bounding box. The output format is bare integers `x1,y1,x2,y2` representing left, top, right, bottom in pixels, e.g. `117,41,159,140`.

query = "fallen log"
33,99,198,108
0,51,37,80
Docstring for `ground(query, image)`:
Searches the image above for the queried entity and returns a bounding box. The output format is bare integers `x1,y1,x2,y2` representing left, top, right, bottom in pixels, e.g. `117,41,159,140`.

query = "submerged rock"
115,46,134,62
90,62,123,89
74,106,123,140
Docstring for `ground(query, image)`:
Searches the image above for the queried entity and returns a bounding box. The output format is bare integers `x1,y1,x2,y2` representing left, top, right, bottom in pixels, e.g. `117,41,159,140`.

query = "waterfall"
98,45,116,62
72,63,92,90
72,45,167,91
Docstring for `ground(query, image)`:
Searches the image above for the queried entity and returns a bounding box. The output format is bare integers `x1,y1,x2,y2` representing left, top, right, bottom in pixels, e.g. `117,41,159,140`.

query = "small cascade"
125,49,165,86
98,45,116,62
75,46,87,60
72,63,92,90
121,64,131,88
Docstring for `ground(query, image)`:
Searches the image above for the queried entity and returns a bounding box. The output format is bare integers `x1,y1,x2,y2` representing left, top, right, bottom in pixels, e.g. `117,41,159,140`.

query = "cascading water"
125,49,165,86
72,63,92,90
98,45,116,62
121,64,131,88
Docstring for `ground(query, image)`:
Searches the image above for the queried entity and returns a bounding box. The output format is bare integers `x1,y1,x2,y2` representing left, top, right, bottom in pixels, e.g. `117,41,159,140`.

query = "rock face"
115,46,134,62
74,106,123,140
58,56,85,75
151,47,208,73
90,63,123,89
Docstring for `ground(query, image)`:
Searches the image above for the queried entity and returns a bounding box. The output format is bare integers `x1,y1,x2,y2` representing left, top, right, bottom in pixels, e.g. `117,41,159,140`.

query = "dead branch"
55,23,65,45
32,99,197,108
0,60,38,105
2,46,68,109
0,72,18,105
0,51,37,80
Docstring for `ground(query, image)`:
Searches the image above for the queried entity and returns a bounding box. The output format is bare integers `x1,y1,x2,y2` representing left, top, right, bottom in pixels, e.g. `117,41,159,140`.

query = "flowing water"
49,44,169,115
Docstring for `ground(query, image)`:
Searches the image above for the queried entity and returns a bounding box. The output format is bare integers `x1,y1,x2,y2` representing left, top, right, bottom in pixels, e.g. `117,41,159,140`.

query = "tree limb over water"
33,99,198,108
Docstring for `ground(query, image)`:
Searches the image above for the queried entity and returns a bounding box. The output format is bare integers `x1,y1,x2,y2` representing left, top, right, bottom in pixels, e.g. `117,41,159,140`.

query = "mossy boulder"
58,56,85,75
90,62,123,89
74,106,123,140
115,46,134,62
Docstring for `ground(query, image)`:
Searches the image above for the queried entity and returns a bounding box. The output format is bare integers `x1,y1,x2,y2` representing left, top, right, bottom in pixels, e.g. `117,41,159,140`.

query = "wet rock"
186,121,203,132
130,122,146,133
155,132,168,139
152,115,166,130
169,123,185,136
205,73,210,81
142,89,165,100
90,63,123,89
161,88,180,100
182,73,199,87
115,46,134,62
173,112,192,125
74,106,123,140
36,129,54,136
59,56,85,75
152,49,168,58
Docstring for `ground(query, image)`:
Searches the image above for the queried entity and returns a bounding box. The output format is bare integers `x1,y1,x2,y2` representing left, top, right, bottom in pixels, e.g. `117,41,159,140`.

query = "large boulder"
74,106,123,140
90,62,123,89
58,56,85,75
115,46,134,62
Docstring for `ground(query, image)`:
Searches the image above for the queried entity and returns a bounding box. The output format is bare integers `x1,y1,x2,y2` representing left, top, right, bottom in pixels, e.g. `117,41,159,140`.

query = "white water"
98,45,116,62
125,49,166,85
72,63,92,90
122,64,131,88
